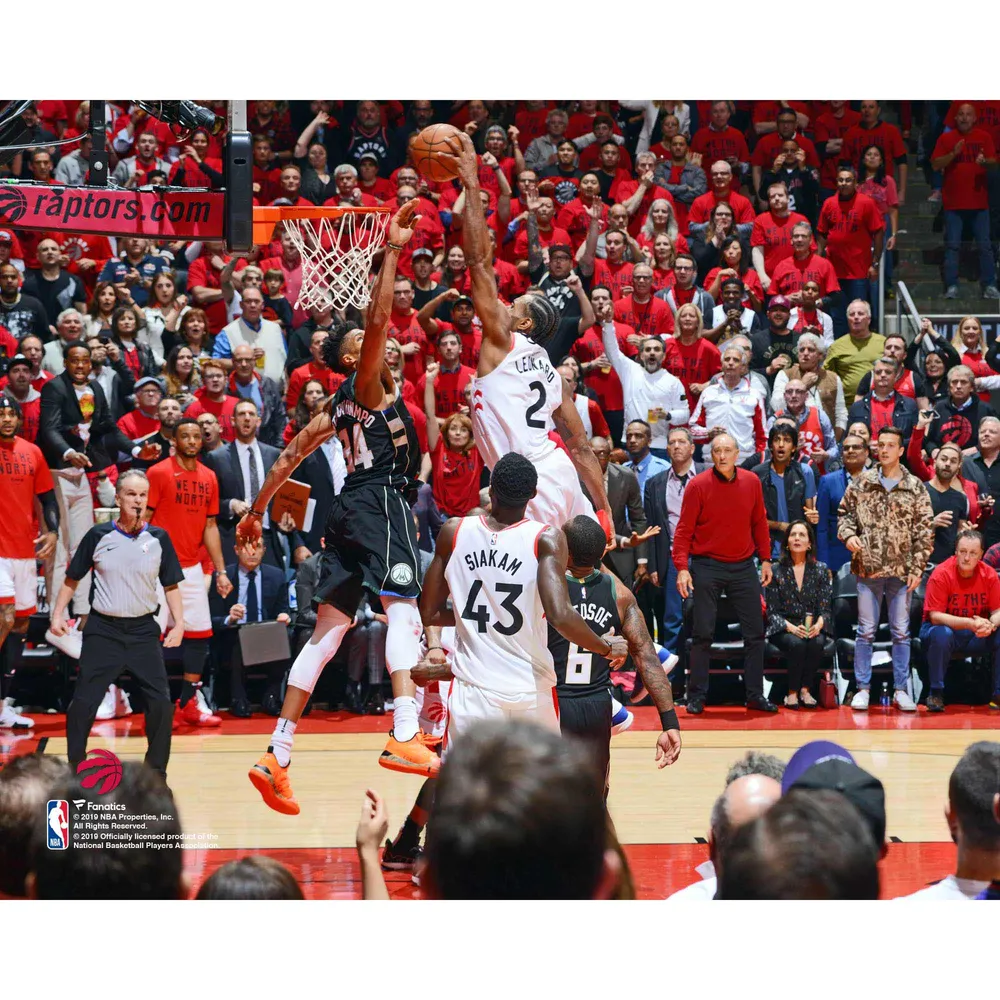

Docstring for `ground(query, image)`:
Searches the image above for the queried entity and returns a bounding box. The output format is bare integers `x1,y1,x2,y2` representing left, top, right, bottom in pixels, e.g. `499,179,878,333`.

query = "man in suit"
209,537,291,717
227,343,287,448
644,426,707,664
589,435,650,589
202,398,308,571
39,342,160,616
846,356,919,445
816,431,870,573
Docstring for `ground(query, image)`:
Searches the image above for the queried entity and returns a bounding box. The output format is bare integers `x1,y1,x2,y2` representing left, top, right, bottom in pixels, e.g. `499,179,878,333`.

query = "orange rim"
251,204,389,247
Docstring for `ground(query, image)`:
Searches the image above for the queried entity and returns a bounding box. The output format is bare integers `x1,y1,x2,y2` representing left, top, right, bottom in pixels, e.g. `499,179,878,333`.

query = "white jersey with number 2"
446,515,556,696
471,331,562,468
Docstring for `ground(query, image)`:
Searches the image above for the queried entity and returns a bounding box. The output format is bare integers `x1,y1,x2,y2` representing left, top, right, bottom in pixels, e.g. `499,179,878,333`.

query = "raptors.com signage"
0,182,225,240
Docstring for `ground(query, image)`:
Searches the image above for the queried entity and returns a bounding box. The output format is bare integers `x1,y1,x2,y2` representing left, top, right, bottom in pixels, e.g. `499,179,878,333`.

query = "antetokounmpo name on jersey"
463,549,524,576
335,399,376,428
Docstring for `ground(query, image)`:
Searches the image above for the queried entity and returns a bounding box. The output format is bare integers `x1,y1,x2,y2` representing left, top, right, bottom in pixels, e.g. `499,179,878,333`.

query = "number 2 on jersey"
339,424,373,474
525,380,546,429
564,643,593,685
460,579,524,636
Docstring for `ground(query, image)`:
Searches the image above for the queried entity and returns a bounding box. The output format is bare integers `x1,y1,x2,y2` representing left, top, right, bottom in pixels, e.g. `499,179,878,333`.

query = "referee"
50,470,185,778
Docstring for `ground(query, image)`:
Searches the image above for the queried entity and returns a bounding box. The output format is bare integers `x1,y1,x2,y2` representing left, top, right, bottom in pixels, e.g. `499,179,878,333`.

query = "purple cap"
780,740,855,794
768,295,793,311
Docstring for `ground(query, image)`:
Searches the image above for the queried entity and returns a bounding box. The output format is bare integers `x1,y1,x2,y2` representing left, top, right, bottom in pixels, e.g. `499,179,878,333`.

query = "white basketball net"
281,210,390,312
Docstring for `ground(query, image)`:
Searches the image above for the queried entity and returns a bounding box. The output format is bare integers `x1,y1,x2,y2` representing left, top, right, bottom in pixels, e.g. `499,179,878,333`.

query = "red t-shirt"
403,399,429,453
922,556,1000,622
703,267,765,307
688,189,756,227
146,456,219,567
841,121,907,173
607,181,674,237
613,295,674,336
556,199,608,252
185,392,238,442
285,361,345,408
515,105,552,145
593,259,634,301
931,128,997,211
571,323,638,412
868,395,896,436
650,266,677,295
117,410,160,441
387,309,432,385
751,132,820,170
751,102,813,129
689,126,750,167
431,440,484,517
750,210,811,275
417,364,475,418
0,436,53,560
187,254,247,334
944,101,1000,149
512,225,573,263
578,147,633,175
817,192,884,279
814,110,862,189
662,337,722,405
770,253,842,297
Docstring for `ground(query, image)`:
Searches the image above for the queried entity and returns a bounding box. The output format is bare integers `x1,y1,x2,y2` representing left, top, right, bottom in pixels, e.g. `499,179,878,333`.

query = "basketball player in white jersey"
442,132,616,543
419,453,628,742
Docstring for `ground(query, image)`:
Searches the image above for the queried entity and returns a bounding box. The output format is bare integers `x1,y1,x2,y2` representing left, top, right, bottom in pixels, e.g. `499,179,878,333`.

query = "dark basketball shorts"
557,692,612,792
314,483,421,616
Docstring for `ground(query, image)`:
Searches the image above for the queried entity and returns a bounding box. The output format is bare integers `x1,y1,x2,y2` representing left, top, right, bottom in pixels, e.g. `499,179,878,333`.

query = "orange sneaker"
248,752,300,815
379,731,442,777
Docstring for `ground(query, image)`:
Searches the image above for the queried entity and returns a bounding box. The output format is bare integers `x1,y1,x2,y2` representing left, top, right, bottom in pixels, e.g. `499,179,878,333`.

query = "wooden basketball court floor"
5,706,998,898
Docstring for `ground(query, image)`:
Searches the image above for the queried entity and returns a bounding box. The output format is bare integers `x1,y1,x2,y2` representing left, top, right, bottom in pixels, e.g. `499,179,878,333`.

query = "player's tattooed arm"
552,381,615,546
356,202,419,410
526,201,544,275
620,594,675,715
419,519,460,628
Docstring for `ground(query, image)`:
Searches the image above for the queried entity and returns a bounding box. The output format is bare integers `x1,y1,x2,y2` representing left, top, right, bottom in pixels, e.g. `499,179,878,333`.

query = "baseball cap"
0,396,22,414
548,243,573,258
6,354,31,372
451,295,473,308
358,152,380,164
134,376,163,392
411,247,434,260
781,740,855,793
791,758,887,846
0,231,13,243
768,295,792,311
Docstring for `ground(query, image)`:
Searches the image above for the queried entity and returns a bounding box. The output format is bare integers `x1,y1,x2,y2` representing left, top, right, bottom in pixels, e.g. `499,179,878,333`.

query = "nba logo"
46,799,69,851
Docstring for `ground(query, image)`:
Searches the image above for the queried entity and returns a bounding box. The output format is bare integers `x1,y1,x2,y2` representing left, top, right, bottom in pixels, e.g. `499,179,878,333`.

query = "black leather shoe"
261,691,282,717
746,696,779,713
925,694,945,713
229,697,252,719
364,687,386,716
344,681,365,715
686,697,705,715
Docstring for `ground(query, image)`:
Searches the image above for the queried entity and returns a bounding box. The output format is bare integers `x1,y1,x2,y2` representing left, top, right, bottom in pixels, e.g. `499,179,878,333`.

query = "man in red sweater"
672,432,777,715
117,377,163,440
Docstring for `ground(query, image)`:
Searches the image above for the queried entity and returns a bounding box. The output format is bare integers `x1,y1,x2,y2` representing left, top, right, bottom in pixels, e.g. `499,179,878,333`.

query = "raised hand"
389,200,419,246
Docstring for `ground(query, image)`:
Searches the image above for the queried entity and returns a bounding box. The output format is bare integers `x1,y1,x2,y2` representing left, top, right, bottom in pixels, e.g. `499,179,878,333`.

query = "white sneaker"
984,285,1000,300
0,704,34,729
3,695,24,715
45,620,82,659
662,652,680,676
195,686,212,714
943,285,959,300
894,689,917,712
851,688,870,711
95,685,117,720
611,705,634,736
115,687,133,718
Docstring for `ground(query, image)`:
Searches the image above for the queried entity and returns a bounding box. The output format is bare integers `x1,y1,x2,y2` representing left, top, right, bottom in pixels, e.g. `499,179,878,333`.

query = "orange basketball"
408,123,463,183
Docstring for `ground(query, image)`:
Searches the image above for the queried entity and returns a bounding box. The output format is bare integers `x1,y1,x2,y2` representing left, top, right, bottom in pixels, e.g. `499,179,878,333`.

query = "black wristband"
249,507,264,518
660,709,680,731
387,242,404,252
426,646,443,651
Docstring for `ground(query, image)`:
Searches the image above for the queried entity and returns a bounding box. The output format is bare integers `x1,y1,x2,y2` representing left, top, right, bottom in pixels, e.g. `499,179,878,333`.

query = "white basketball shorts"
444,676,560,755
0,557,38,617
155,563,213,639
525,448,596,530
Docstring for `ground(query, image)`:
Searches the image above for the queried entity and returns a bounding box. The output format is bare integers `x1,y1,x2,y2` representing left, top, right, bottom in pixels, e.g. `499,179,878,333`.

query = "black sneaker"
686,697,705,715
381,838,422,872
925,694,945,713
746,696,779,714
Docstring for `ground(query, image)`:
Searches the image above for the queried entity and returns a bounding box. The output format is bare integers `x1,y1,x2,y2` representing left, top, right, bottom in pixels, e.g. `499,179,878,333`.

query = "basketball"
408,123,464,183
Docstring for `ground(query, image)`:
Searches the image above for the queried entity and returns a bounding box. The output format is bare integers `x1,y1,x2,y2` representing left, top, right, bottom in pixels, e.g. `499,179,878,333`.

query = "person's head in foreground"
716,788,880,899
946,741,1000,856
422,720,619,899
197,856,304,900
27,761,186,900
0,755,73,898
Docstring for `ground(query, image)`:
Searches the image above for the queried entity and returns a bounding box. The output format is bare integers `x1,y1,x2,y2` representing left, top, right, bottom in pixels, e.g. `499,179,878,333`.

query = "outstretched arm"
419,518,460,627
236,409,337,547
611,572,681,766
443,132,510,355
355,202,418,410
552,379,615,545
538,528,626,661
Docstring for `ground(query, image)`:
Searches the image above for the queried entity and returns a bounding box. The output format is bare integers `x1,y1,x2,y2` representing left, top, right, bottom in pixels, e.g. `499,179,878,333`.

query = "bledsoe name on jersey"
575,601,615,631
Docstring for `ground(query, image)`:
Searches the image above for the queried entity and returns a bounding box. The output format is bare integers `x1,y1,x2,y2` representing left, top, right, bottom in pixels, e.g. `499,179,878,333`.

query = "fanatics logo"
389,563,414,587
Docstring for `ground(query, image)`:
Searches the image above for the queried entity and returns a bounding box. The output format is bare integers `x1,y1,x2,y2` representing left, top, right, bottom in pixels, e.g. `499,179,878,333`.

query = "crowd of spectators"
2,731,997,900
3,100,1000,724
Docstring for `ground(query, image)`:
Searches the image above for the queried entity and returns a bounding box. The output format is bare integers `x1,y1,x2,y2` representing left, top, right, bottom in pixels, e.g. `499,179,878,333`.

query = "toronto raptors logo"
0,186,28,224
940,414,973,447
799,428,824,455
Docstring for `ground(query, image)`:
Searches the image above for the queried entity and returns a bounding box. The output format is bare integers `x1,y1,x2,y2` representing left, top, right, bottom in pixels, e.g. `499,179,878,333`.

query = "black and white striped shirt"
67,521,184,618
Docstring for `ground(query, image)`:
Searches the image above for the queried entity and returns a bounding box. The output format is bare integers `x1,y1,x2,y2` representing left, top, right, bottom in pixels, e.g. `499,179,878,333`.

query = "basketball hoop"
252,205,390,312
